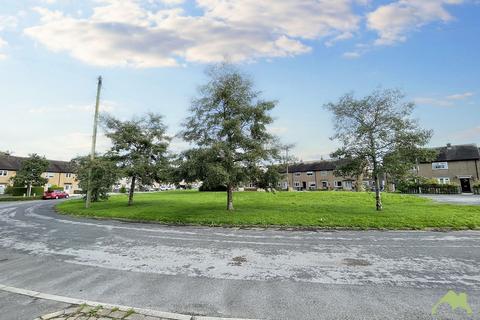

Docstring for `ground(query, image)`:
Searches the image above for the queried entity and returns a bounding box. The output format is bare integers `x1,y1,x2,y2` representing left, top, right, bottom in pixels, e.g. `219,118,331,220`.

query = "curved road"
0,200,479,319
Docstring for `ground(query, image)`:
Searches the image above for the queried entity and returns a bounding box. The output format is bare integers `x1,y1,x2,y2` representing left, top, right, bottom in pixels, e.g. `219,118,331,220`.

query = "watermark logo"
432,290,473,316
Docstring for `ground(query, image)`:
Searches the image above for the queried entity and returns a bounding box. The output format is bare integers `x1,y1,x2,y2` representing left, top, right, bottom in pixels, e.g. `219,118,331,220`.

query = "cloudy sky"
1,0,479,161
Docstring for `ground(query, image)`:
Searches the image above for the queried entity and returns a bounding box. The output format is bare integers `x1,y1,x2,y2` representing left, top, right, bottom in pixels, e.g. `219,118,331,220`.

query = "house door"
460,178,472,193
302,181,307,190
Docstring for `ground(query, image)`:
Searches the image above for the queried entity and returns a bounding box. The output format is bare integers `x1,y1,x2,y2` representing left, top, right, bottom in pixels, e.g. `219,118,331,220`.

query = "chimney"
446,143,452,149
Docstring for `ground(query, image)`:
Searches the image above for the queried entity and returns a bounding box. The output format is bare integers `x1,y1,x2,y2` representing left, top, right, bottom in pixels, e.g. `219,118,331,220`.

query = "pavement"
417,193,480,205
0,200,479,319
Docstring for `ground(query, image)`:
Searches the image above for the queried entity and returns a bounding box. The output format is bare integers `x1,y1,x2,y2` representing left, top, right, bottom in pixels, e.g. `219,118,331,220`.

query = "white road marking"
0,284,253,320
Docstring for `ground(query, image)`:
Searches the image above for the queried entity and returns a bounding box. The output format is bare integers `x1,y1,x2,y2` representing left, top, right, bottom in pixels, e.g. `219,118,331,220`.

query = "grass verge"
56,191,480,230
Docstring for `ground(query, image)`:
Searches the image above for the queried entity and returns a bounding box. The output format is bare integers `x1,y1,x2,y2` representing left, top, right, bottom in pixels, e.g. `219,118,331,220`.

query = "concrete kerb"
0,284,258,320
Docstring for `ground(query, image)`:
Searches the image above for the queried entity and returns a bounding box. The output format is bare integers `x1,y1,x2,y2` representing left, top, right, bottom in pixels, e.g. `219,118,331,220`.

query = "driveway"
0,200,479,319
418,194,480,205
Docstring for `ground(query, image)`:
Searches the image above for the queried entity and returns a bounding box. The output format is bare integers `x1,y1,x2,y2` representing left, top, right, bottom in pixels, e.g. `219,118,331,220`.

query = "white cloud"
367,0,463,45
414,91,474,107
446,91,474,100
342,51,361,59
24,0,361,67
0,14,19,59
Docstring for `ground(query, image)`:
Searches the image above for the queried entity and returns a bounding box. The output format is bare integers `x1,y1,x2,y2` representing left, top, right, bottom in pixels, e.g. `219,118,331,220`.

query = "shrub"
474,183,480,195
119,186,127,194
4,185,14,195
9,186,45,196
397,179,460,194
199,184,227,192
48,185,63,191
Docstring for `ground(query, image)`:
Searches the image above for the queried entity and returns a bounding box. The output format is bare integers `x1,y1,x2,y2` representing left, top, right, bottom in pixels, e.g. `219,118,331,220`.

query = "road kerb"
0,284,258,320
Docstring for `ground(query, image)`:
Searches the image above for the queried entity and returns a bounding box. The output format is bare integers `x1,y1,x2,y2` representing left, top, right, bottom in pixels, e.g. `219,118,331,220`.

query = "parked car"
43,190,69,200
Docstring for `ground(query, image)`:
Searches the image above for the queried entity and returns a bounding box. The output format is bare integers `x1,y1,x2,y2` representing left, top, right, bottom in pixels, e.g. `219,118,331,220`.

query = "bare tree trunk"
374,173,382,211
128,176,136,206
227,185,234,211
356,172,365,192
27,183,32,197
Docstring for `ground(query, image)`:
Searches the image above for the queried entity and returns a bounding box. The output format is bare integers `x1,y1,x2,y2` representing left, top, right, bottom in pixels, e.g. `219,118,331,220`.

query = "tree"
325,88,433,210
182,63,279,211
102,113,170,206
332,156,368,192
257,165,283,190
11,154,49,197
71,155,120,202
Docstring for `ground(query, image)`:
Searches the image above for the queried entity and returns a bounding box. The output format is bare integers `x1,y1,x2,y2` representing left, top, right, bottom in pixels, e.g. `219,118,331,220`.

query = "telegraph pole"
85,76,102,208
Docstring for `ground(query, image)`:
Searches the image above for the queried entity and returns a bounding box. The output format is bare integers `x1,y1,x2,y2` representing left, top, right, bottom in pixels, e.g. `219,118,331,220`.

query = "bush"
119,186,127,194
474,183,480,195
199,184,227,192
48,185,63,191
7,186,44,196
397,179,460,194
4,185,14,195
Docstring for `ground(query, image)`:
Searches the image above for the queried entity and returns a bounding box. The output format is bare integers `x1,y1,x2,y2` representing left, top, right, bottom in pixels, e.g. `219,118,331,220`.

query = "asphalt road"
0,200,479,320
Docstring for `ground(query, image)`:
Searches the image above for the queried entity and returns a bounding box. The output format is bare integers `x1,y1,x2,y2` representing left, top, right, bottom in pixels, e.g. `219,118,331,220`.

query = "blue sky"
0,0,479,161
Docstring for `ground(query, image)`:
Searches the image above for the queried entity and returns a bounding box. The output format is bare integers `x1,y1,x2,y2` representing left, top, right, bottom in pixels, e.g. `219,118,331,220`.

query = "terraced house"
417,143,480,193
282,143,480,193
0,155,79,195
282,160,368,191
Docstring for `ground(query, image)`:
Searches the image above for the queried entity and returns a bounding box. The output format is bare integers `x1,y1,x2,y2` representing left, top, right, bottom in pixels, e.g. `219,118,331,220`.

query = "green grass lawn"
56,191,480,230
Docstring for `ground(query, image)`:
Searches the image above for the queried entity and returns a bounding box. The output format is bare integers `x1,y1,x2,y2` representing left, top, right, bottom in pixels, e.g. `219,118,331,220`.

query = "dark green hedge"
8,186,45,196
199,184,227,192
474,186,480,195
398,183,460,194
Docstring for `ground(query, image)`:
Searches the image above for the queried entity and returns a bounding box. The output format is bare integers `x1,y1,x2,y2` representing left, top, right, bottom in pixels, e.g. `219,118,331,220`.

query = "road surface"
0,200,479,319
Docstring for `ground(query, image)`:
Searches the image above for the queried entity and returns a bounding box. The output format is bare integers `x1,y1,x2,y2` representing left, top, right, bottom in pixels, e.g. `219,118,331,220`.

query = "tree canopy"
181,63,280,210
102,113,170,206
325,88,433,210
71,155,120,202
11,153,49,196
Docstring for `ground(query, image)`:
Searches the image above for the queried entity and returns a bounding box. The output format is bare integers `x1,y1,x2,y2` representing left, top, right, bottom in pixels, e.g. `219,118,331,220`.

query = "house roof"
427,144,480,162
0,155,73,173
282,160,341,173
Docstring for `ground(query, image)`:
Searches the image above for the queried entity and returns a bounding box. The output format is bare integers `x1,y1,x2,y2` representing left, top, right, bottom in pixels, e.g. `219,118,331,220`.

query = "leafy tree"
71,155,120,202
182,63,279,210
102,113,170,206
325,88,432,210
11,154,49,197
257,165,283,190
331,156,368,192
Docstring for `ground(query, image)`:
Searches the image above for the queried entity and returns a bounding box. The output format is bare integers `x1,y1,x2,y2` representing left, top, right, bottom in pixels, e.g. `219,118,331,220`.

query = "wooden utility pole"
85,76,102,208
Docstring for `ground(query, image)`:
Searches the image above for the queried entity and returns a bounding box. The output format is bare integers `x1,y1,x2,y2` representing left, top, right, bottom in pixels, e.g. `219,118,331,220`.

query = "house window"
45,172,55,178
309,182,316,190
294,182,300,187
64,183,72,191
334,181,342,188
306,171,314,176
320,171,328,176
432,162,448,170
65,173,72,178
0,170,7,176
322,181,328,188
437,177,450,184
294,172,301,176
